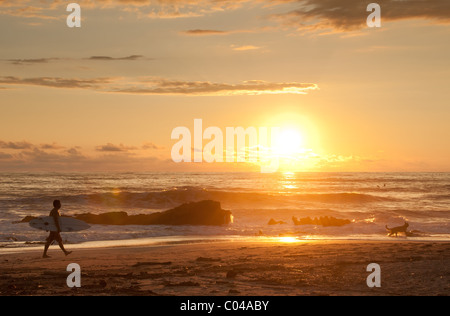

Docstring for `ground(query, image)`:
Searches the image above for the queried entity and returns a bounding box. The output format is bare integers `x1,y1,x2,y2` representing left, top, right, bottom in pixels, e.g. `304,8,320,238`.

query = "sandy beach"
0,240,448,296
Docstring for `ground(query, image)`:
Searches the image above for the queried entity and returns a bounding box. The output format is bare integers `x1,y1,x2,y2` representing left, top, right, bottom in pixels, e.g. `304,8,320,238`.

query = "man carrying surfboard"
42,200,72,258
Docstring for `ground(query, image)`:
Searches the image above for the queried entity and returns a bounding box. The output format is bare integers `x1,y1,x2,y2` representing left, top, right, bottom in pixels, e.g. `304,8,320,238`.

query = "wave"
424,194,450,201
12,188,399,212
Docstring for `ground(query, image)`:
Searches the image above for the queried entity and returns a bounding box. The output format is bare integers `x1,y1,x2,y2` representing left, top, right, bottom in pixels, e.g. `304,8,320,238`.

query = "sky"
0,0,449,172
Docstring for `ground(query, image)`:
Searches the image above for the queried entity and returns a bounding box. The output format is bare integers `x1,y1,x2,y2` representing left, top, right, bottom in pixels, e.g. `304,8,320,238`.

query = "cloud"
0,146,170,172
0,75,318,96
40,142,66,150
181,28,259,36
0,139,172,171
0,140,68,151
3,0,449,28
112,78,318,95
87,55,145,61
182,29,228,36
0,152,13,160
0,0,251,21
231,45,262,51
2,56,148,66
95,143,139,152
269,0,450,33
0,5,59,20
67,147,82,156
6,58,60,65
19,147,85,162
0,76,114,89
0,140,34,150
142,142,165,150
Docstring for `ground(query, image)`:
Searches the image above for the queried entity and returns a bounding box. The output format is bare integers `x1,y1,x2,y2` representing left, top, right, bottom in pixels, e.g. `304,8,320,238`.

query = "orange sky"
0,0,449,172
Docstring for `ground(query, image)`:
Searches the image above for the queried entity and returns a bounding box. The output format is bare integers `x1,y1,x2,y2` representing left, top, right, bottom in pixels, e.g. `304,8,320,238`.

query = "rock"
74,212,129,225
138,200,232,226
74,200,233,226
19,200,233,227
12,216,36,223
268,218,287,225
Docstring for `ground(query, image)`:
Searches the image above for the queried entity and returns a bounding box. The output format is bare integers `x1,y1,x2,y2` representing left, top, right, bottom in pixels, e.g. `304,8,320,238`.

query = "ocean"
1,172,449,251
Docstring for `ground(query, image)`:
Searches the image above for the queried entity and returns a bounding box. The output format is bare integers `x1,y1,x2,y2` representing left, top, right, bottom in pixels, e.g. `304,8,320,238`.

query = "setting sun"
274,128,304,157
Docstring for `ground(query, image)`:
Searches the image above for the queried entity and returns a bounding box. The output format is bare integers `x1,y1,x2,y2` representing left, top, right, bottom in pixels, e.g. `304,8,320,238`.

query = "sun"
274,128,304,157
259,114,321,172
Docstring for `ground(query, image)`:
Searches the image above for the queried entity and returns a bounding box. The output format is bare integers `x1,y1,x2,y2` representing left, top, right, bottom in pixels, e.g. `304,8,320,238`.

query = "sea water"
0,172,449,251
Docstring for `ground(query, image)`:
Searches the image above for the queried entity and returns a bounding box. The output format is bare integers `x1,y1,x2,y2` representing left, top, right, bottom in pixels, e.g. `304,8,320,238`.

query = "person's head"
53,200,61,209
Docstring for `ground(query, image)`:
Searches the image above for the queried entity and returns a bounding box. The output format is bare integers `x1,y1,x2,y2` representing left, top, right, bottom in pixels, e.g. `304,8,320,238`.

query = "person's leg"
43,234,53,258
56,234,71,256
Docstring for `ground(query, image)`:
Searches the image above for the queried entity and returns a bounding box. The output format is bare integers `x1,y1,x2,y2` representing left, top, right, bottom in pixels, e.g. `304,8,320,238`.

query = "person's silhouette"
42,200,72,258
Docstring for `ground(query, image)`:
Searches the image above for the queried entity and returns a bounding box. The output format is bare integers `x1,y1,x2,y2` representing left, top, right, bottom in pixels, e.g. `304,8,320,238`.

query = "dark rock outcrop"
19,200,233,226
267,218,287,225
13,216,37,224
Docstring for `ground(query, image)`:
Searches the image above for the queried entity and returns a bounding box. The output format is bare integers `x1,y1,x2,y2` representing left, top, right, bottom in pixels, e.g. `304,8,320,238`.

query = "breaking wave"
12,188,399,211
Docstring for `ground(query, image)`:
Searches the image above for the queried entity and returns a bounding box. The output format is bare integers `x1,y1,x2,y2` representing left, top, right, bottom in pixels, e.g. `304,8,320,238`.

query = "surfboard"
29,216,90,232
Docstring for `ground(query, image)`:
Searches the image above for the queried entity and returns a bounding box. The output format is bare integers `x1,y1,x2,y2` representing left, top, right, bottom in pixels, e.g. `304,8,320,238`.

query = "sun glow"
255,114,322,172
278,236,300,243
274,128,304,157
268,126,318,172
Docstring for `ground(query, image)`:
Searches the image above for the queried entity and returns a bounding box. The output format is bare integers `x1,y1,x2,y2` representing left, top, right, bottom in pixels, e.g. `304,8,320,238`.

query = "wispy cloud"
0,139,170,172
0,0,252,21
114,78,318,95
0,76,318,96
2,55,149,66
182,29,228,36
0,5,60,20
6,58,61,65
0,152,13,160
231,45,262,51
0,140,34,150
95,143,139,152
0,76,114,89
181,28,257,36
87,55,146,61
40,142,66,150
269,0,450,33
142,142,165,150
2,0,449,28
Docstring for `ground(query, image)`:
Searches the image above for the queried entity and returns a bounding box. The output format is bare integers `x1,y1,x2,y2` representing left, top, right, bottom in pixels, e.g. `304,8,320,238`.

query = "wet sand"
0,240,448,296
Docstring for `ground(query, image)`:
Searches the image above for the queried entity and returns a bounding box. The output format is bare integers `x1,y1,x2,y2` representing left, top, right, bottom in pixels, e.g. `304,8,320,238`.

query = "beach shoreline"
0,239,448,296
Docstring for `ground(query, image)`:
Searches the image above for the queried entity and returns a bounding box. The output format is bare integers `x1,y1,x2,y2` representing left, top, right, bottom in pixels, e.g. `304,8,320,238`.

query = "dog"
386,222,409,237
